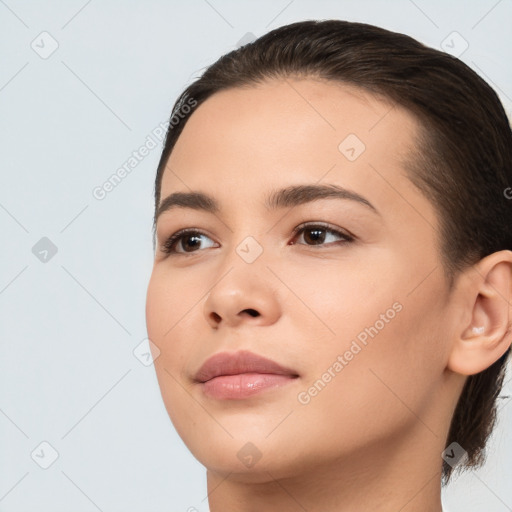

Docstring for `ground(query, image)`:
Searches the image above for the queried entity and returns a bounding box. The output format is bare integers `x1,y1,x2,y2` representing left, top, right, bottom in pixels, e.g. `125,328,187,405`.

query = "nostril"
243,308,259,317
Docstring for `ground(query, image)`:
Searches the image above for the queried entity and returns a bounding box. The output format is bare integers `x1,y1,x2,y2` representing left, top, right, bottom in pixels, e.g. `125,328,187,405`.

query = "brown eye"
292,223,354,247
162,230,216,255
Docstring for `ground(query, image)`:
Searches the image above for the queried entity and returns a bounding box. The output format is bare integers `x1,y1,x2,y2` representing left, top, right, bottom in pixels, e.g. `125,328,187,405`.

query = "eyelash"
160,222,355,256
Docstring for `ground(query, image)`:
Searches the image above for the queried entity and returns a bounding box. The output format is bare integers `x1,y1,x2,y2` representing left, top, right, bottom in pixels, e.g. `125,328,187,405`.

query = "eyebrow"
155,183,380,221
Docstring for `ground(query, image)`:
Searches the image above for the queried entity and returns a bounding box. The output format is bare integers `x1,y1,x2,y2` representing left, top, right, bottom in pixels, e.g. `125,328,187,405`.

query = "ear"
447,250,512,376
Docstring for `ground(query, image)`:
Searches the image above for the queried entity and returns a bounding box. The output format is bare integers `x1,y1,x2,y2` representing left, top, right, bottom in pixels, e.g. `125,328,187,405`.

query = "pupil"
305,228,325,245
184,235,201,251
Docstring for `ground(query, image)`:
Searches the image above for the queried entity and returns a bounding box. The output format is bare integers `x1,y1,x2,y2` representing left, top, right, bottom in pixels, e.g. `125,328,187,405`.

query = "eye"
160,222,354,257
161,229,217,255
290,222,354,247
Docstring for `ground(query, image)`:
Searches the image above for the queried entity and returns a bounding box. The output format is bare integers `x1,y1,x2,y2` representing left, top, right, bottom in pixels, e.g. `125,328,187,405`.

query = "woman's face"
146,78,460,480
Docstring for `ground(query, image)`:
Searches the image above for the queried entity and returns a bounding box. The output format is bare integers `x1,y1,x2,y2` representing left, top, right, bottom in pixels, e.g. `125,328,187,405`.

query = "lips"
194,349,299,383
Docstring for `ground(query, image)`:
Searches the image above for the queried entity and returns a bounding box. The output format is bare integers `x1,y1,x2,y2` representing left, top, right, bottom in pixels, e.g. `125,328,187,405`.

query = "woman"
146,20,512,511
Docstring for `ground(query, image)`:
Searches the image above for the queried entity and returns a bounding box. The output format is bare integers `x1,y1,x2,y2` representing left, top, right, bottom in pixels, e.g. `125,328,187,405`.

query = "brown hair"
152,19,512,485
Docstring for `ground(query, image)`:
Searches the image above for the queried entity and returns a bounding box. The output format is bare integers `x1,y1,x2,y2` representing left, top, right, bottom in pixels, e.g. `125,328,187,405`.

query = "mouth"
199,372,299,400
194,349,299,400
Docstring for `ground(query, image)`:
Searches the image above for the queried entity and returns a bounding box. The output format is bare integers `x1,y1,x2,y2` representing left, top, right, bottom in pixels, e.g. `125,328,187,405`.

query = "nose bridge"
211,232,269,300
221,202,270,266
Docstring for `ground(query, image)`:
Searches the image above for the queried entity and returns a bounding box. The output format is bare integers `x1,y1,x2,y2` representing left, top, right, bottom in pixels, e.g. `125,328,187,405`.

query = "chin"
185,431,310,483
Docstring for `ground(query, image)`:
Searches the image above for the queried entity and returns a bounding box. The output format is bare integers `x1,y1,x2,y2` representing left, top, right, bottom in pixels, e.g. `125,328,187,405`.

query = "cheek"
146,268,168,336
145,266,204,340
292,260,445,421
276,252,390,340
288,300,438,461
145,268,192,384
146,269,199,435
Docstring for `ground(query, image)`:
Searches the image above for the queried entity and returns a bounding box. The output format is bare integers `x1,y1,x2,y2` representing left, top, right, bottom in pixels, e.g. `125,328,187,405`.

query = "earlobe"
447,251,512,376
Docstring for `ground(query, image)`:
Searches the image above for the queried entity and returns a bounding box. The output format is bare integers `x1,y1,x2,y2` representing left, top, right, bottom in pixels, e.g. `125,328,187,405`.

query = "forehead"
160,77,437,230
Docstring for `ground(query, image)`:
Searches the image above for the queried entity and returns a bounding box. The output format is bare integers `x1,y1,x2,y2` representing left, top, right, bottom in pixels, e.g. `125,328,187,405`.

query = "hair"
152,19,512,485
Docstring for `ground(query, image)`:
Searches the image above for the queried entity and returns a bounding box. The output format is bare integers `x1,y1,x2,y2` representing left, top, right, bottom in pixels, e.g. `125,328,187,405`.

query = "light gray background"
1,1,511,511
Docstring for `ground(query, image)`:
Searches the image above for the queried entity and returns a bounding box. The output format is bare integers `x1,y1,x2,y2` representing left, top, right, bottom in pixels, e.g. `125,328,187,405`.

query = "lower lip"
201,373,298,400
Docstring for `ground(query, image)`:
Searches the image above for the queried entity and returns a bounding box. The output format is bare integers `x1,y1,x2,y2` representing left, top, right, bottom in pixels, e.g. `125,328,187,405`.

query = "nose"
203,266,282,330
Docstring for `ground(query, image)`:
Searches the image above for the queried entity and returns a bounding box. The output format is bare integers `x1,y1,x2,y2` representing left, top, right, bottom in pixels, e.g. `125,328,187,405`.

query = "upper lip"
194,349,299,383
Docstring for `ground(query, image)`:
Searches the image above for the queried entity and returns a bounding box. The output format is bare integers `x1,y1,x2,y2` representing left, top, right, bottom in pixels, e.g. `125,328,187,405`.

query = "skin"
145,77,512,512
